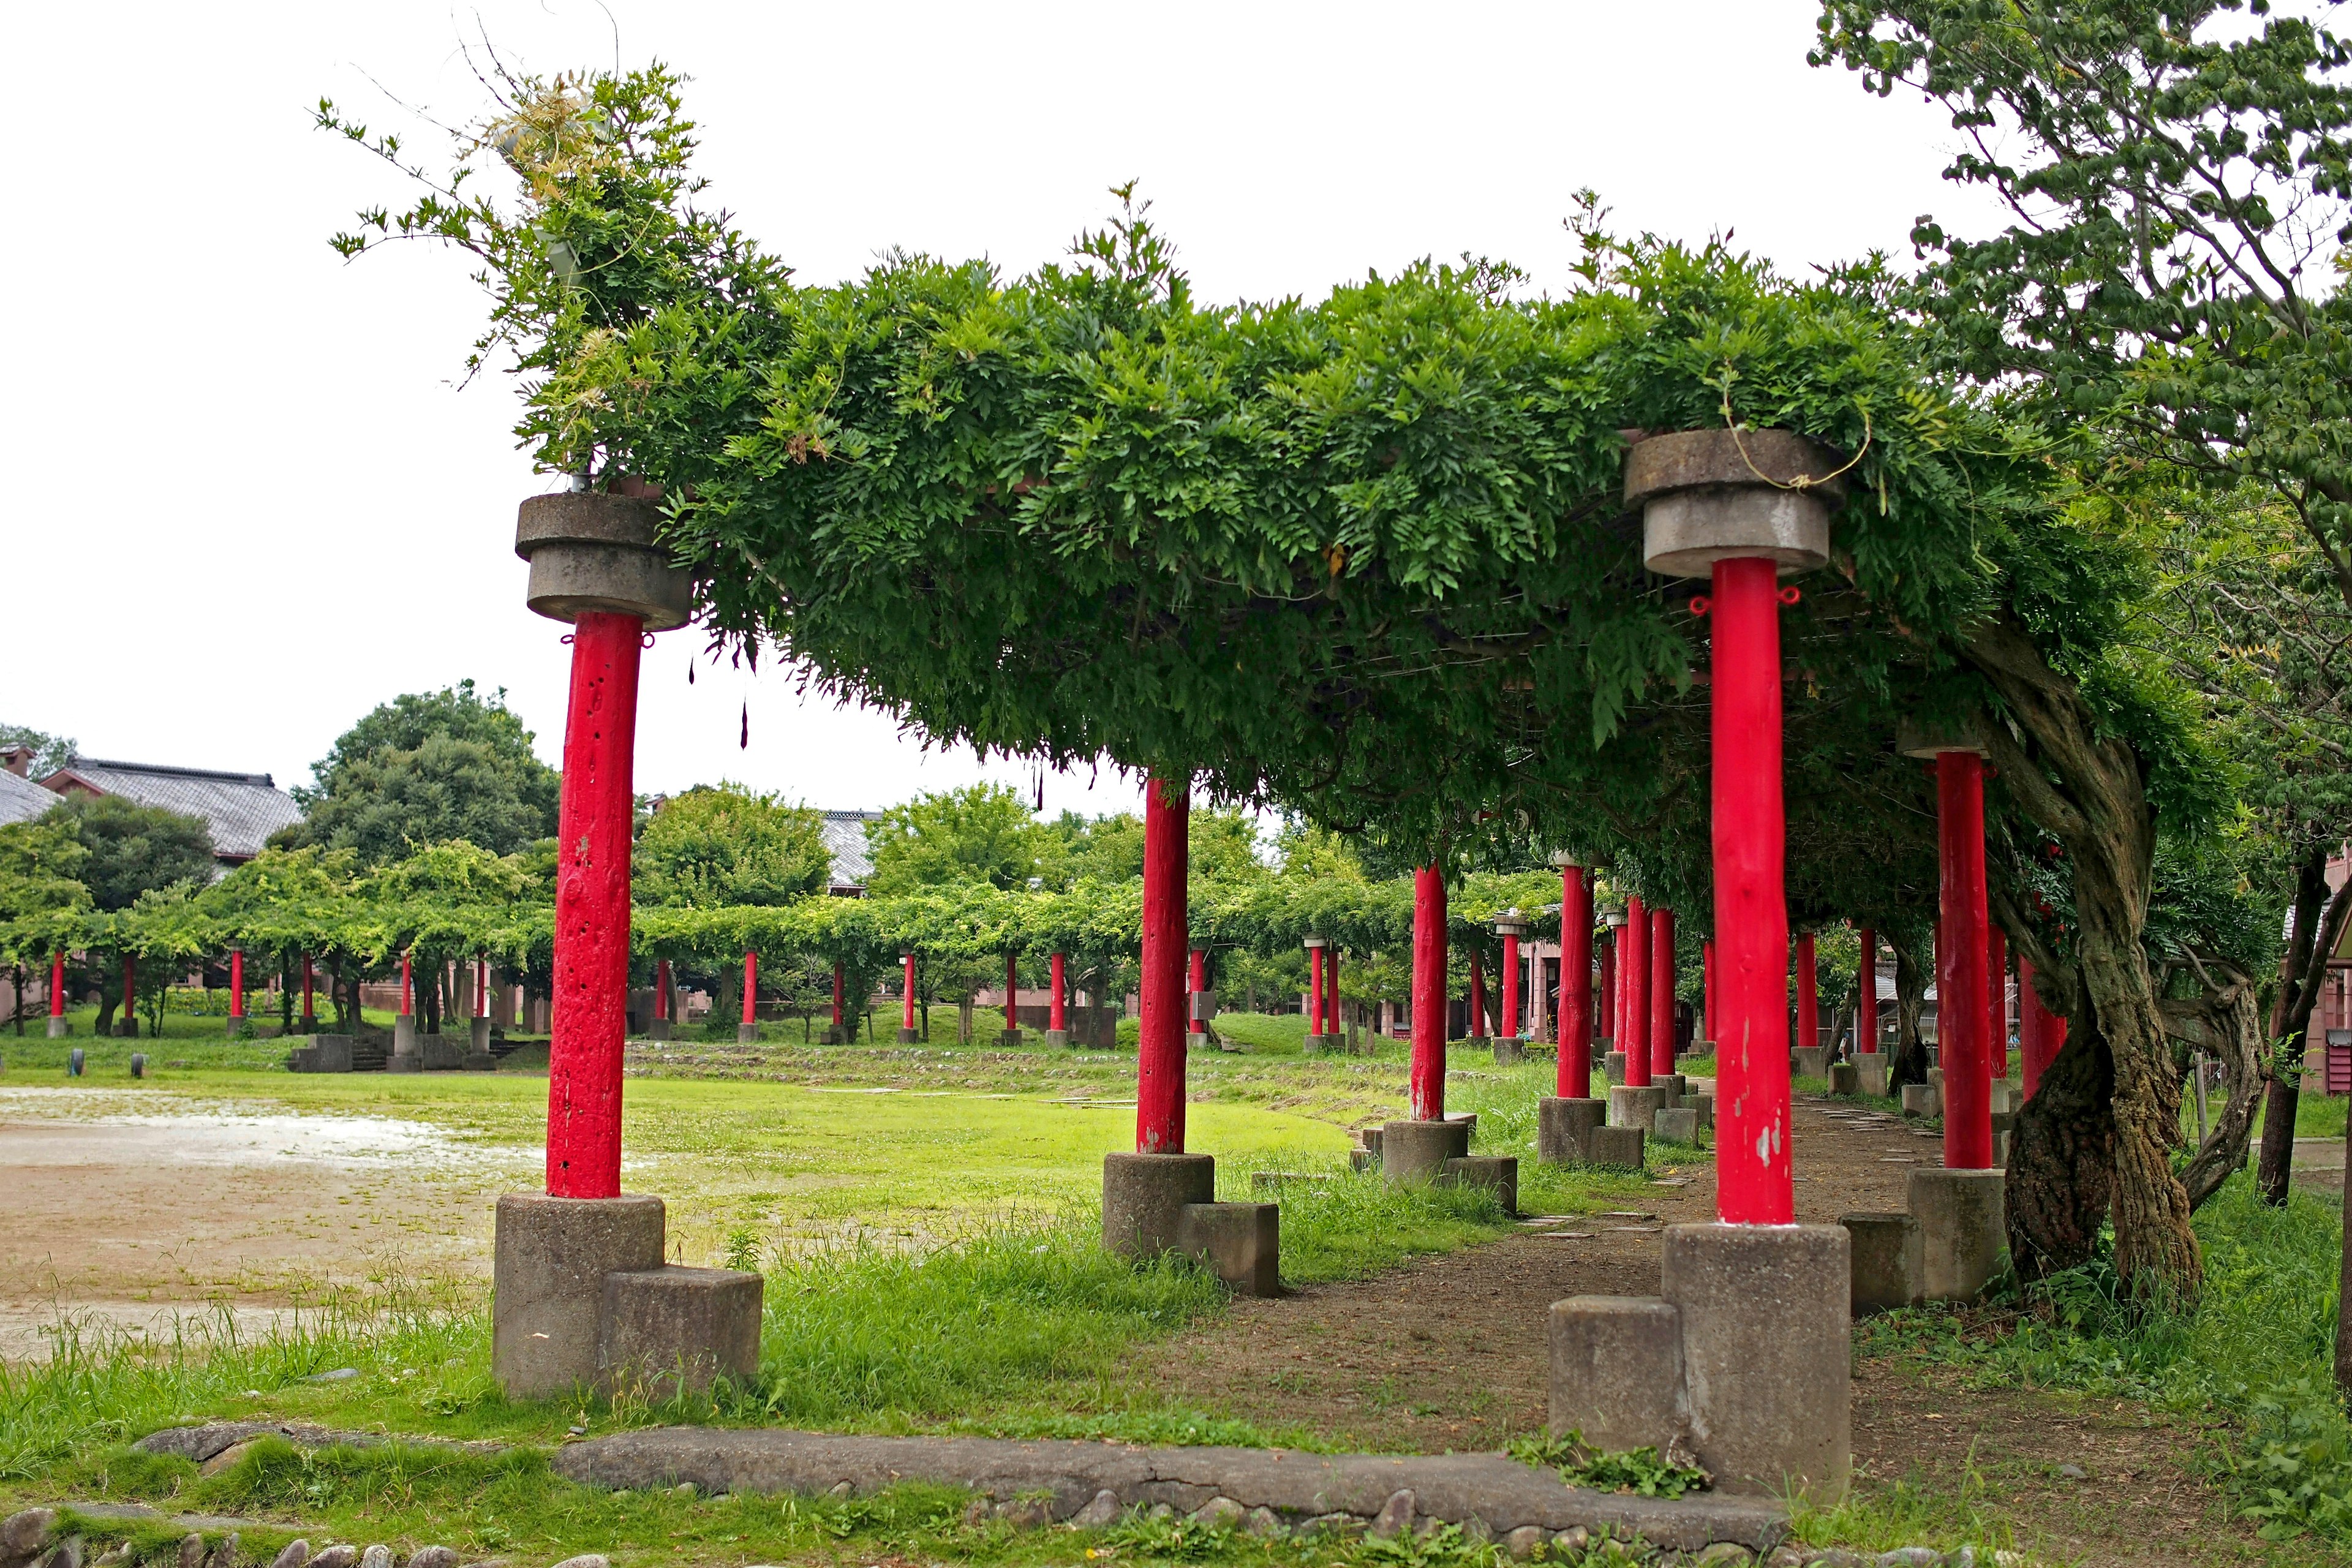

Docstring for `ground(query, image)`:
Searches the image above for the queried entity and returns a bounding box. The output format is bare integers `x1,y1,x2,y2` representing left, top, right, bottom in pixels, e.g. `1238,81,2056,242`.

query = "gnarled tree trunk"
1890,932,1931,1087
2259,857,2352,1204
2168,971,2263,1211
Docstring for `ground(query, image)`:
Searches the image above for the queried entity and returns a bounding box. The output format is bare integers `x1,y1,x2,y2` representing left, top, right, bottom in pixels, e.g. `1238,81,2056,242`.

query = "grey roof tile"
44,756,303,861
0,769,56,826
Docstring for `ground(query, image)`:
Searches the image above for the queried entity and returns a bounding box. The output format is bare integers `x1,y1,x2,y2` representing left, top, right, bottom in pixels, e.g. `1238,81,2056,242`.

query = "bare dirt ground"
0,1089,522,1358
1153,1093,2320,1567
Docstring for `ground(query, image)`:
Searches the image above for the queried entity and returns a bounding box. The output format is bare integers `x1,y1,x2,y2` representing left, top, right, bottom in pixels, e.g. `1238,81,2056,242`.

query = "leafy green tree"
865,784,1057,895
1049,810,1146,884
294,682,559,865
0,816,88,1033
47,796,213,1035
637,783,830,906
0,724,75,777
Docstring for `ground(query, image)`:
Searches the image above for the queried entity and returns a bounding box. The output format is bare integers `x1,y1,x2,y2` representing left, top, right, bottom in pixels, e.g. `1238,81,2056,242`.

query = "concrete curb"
549,1428,1788,1551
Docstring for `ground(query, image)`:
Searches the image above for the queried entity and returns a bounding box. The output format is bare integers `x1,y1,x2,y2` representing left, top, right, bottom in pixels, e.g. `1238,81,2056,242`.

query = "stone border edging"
551,1428,1789,1552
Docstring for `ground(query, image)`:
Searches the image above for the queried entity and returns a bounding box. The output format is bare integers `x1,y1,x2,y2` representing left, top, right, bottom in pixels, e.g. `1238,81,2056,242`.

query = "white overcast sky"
2,1,2000,820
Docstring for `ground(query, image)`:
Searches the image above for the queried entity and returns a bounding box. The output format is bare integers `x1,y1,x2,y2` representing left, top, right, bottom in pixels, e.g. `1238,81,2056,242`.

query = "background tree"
291,682,559,865
864,785,1060,895
0,815,88,1033
47,797,212,1035
0,724,75,777
637,783,831,907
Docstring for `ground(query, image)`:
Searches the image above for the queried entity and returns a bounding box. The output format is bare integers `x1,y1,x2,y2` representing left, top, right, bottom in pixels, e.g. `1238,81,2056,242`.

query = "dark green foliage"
51,796,213,911
865,783,1063,895
293,682,559,865
636,782,830,906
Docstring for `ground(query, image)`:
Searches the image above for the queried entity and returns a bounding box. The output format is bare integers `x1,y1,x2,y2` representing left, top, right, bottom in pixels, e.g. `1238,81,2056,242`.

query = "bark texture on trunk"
1890,932,1931,1088
2166,977,2261,1212
2259,858,2352,1205
2007,1010,2116,1279
1967,614,2200,1301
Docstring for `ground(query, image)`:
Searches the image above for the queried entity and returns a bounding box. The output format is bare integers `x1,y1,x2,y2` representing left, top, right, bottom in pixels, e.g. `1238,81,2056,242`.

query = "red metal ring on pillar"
1777,586,1802,605
1688,595,1712,618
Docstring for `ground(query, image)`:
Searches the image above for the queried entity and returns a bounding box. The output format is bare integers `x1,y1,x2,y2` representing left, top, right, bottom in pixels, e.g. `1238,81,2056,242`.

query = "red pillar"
1937,752,1994,1170
1711,556,1793,1225
835,960,850,1036
1187,948,1207,1038
1561,865,1594,1099
49,951,66,1019
1469,951,1487,1040
1325,948,1341,1036
1501,927,1523,1042
1410,865,1448,1119
741,951,758,1026
1307,941,1325,1036
902,952,918,1034
546,609,643,1199
1856,926,1878,1053
122,952,135,1035
400,950,413,1017
228,948,246,1022
654,958,671,1022
1987,924,2008,1077
1702,938,1715,1043
300,952,315,1025
1795,931,1817,1058
2018,957,2067,1102
477,955,490,1018
1136,774,1190,1153
1650,905,1677,1077
1006,953,1020,1036
1623,894,1651,1087
1050,952,1067,1033
1599,927,1618,1046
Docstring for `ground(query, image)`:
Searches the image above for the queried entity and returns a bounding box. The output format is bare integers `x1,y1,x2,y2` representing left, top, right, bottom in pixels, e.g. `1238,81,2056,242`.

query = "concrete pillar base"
1441,1155,1518,1215
1662,1223,1851,1499
130,1053,146,1079
599,1265,763,1399
1379,1118,1472,1181
493,1193,666,1398
1044,1029,1071,1049
1103,1152,1216,1257
1793,1047,1828,1080
1604,1050,1628,1086
1909,1167,2005,1302
998,1029,1025,1047
1928,1066,1945,1097
472,1017,494,1052
1653,1107,1699,1145
1607,1084,1667,1132
1176,1201,1279,1295
1549,1295,1687,1453
392,1014,417,1057
1828,1063,1858,1096
645,1018,672,1041
45,1017,69,1038
1587,1125,1646,1169
1665,1072,1689,1102
1301,1031,1327,1055
385,1057,423,1074
1840,1212,1922,1315
1493,1037,1524,1065
1692,1093,1715,1131
1536,1096,1607,1165
1900,1083,1939,1118
736,1023,763,1044
897,1027,919,1043
1988,1080,2016,1115
1856,1057,1889,1098
465,1052,498,1072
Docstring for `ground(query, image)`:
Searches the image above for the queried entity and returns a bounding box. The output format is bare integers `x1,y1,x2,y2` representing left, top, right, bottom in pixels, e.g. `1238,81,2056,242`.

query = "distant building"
818,809,883,895
21,753,301,870
0,753,55,825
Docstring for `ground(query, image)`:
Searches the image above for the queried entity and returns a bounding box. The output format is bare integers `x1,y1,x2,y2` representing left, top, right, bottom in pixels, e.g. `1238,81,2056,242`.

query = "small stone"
176,1536,205,1568
302,1368,360,1383
1243,1507,1284,1539
961,1501,990,1528
1145,1504,1174,1521
1458,1516,1491,1544
1069,1490,1121,1529
404,1550,458,1568
200,1441,257,1479
1552,1528,1589,1556
1877,1552,1940,1568
546,1558,608,1568
672,1483,695,1501
1188,1498,1244,1529
2,1513,58,1561
37,1539,82,1568
995,1498,1054,1529
1767,1551,1806,1568
1303,1513,1364,1540
1504,1525,1548,1559
1803,1553,1868,1567
267,1541,310,1568
309,1550,357,1568
1694,1547,1753,1566
90,1548,134,1568
1942,1550,1975,1568
2055,1463,2086,1480
1992,1555,2030,1568
824,1482,853,1499
357,1549,391,1568
1413,1517,1446,1540
1370,1490,1415,1540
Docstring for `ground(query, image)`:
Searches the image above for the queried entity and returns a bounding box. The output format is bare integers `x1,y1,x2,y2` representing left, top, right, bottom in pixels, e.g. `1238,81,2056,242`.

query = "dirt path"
1152,1093,2319,1567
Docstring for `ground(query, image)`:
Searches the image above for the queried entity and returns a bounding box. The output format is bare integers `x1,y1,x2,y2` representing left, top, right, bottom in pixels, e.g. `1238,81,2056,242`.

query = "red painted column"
901,952,918,1033
1137,774,1190,1153
545,609,644,1199
1409,865,1449,1119
1702,939,1715,1043
835,961,850,1036
2018,957,2067,1102
1937,752,1994,1170
400,951,413,1017
654,959,671,1022
49,951,66,1019
1307,941,1325,1035
1561,865,1594,1099
1599,927,1618,1046
1856,926,1879,1053
122,952,135,1035
1469,951,1487,1039
1501,929,1523,1041
300,952,315,1026
1186,948,1207,1039
1795,932,1817,1057
1005,954,1020,1036
1987,925,2008,1077
1050,952,1067,1033
1650,905,1677,1077
741,951,758,1027
1623,894,1651,1087
477,955,491,1018
1711,556,1794,1224
228,948,246,1022
1324,949,1341,1036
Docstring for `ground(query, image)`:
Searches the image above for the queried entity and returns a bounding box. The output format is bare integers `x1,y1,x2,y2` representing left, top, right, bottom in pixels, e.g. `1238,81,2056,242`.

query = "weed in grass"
1504,1431,1709,1500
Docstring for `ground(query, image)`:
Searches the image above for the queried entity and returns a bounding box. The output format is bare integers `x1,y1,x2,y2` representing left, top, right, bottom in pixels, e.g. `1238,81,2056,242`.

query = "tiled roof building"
819,809,883,894
36,756,302,867
0,764,56,826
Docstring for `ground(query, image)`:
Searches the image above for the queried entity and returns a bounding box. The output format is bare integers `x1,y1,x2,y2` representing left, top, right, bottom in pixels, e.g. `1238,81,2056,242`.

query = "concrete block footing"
599,1265,763,1399
289,1035,354,1074
1493,1037,1525,1066
385,1057,423,1074
1044,1030,1071,1049
465,1051,498,1071
45,1016,69,1038
1900,1084,1939,1118
1378,1118,1472,1180
1839,1212,1923,1314
392,1015,418,1056
897,1027,919,1043
1928,1066,1944,1097
1828,1063,1859,1097
1604,1050,1628,1086
1440,1155,1518,1216
644,1018,672,1042
1548,1296,1687,1453
1908,1167,2006,1302
998,1029,1024,1047
737,1023,763,1043
1103,1152,1216,1257
1856,1057,1889,1098
492,1193,667,1398
1792,1047,1828,1080
1536,1097,1607,1165
472,1017,494,1052
1608,1084,1667,1133
1586,1125,1646,1170
1691,1094,1715,1132
1175,1201,1280,1296
1653,1107,1700,1145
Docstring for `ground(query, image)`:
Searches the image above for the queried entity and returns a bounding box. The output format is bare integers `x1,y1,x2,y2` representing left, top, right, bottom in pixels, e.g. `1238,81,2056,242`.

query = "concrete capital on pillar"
1548,850,1578,869
1604,910,1627,929
1624,428,1845,579
1302,935,1327,950
1896,714,1991,758
1493,919,1525,938
516,491,692,628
